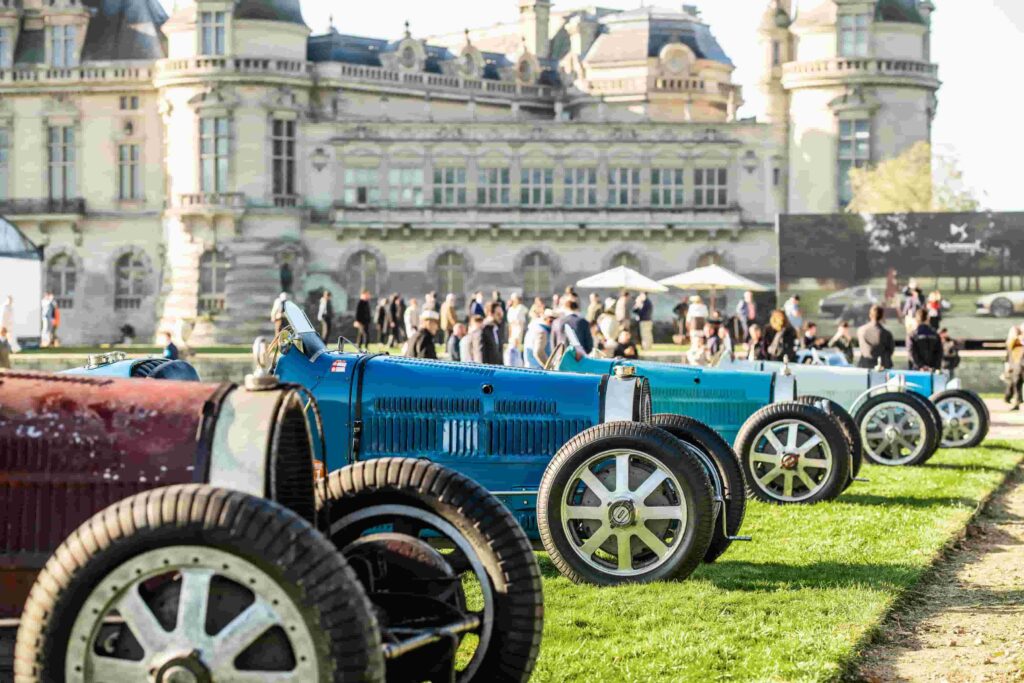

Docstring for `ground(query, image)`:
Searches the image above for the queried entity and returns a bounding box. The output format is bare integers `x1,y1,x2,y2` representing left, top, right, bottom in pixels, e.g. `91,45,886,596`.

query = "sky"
163,1,1024,210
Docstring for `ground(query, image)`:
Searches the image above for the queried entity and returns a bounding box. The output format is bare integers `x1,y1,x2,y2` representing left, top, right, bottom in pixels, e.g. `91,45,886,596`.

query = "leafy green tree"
847,142,979,214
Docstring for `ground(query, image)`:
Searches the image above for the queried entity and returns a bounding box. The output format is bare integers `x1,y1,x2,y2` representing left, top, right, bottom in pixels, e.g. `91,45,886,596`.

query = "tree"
846,141,979,214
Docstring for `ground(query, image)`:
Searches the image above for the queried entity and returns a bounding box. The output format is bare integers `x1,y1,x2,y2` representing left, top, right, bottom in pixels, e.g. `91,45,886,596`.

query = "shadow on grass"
924,461,1018,474
535,554,923,592
970,443,1024,457
838,493,981,509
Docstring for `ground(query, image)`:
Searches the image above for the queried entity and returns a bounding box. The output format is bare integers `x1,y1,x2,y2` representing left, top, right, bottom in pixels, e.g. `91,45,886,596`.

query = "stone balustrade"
0,65,153,85
155,57,311,80
174,193,246,209
0,198,86,215
782,57,939,87
317,62,554,100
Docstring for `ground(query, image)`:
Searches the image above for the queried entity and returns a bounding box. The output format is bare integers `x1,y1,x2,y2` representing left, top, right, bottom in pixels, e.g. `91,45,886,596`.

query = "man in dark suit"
857,305,895,369
410,310,440,359
907,308,943,371
469,302,503,365
353,289,372,350
553,297,594,354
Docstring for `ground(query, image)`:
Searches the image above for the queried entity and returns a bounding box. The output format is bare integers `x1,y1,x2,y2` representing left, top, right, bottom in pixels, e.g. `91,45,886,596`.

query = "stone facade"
0,0,937,344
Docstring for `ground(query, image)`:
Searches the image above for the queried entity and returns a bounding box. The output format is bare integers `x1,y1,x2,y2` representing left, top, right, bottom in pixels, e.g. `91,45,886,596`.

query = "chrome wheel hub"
861,402,926,465
936,397,981,448
749,420,834,502
561,449,686,576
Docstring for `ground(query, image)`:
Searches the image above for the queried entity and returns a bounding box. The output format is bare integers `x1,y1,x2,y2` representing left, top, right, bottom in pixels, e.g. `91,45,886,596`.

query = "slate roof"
80,0,168,62
234,0,306,26
585,7,733,67
875,0,926,24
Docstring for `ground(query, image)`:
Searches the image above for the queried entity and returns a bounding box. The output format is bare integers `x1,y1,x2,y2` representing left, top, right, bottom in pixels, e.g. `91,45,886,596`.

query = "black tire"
14,484,383,683
903,391,944,461
930,389,990,448
648,413,746,563
854,392,939,466
991,297,1014,318
320,458,543,683
796,395,863,489
735,402,851,504
537,421,714,585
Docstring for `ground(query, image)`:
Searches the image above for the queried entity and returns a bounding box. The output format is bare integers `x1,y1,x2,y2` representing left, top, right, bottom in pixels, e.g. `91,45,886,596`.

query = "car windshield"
283,301,326,359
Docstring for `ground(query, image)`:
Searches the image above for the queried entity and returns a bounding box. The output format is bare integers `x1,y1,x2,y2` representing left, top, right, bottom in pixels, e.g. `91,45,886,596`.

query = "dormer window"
838,13,870,57
199,11,226,56
51,25,77,67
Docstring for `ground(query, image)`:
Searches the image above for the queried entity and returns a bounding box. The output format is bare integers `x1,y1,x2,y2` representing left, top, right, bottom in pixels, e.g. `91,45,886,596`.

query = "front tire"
14,485,383,683
854,392,938,466
648,413,746,563
537,421,714,585
320,458,543,683
735,402,851,504
796,395,863,489
931,389,990,448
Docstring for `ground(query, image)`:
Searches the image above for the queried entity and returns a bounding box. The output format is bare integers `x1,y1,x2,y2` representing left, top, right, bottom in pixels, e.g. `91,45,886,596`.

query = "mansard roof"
233,0,306,26
585,6,733,67
80,0,168,62
875,0,926,24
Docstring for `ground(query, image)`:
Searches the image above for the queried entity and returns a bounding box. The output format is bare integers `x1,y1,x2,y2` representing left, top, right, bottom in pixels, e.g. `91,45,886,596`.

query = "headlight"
773,374,796,403
602,366,652,422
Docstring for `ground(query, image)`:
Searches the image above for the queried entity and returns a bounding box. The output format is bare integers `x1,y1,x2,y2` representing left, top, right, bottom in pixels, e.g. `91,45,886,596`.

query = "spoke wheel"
932,390,989,448
860,401,928,465
735,403,850,505
747,420,833,503
67,546,318,682
538,421,714,585
560,448,686,577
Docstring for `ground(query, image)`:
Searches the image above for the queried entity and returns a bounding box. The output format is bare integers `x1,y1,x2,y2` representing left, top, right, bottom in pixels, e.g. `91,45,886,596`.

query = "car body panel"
975,291,1024,317
557,352,777,444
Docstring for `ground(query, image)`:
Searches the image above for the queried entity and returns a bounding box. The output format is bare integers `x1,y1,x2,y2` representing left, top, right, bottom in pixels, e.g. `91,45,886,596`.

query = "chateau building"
0,0,939,344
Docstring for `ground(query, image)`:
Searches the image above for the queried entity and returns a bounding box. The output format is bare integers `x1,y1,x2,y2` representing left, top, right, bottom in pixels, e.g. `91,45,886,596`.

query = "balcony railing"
315,62,556,100
114,296,142,311
0,198,85,215
174,193,246,209
782,58,939,86
156,57,311,80
0,64,153,85
273,194,301,208
198,295,226,315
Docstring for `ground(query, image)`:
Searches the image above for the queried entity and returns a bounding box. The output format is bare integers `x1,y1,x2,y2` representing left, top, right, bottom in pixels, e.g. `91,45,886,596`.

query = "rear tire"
854,392,938,466
931,389,990,448
735,402,851,504
796,396,863,489
320,458,543,683
538,421,714,585
648,413,746,563
14,485,383,683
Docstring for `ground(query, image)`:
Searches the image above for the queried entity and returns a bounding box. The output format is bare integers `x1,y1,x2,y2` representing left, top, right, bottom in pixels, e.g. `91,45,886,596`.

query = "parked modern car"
0,369,543,682
554,349,858,506
818,285,886,322
976,290,1024,318
264,301,748,585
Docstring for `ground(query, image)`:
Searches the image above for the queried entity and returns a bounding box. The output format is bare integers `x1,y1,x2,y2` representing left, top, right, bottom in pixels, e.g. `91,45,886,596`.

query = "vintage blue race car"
725,355,990,458
255,301,750,585
554,349,858,506
60,351,201,381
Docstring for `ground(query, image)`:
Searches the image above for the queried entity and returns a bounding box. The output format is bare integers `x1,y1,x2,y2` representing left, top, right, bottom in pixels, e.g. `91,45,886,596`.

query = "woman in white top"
686,295,709,335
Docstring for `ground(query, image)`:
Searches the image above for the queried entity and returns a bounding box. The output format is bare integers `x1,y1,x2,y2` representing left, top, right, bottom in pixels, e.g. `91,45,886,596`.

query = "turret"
757,0,792,124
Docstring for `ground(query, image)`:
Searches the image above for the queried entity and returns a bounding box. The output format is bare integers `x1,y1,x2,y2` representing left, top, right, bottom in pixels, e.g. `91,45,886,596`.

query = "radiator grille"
373,396,482,414
267,393,316,524
494,399,557,415
130,358,170,378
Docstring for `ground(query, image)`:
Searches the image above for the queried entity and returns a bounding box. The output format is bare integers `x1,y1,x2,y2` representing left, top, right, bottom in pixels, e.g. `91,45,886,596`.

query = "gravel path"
854,402,1024,682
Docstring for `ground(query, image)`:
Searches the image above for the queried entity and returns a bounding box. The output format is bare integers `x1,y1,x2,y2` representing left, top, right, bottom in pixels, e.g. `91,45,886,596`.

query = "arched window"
697,251,723,268
198,249,229,314
346,250,380,308
610,251,642,271
521,251,552,301
114,251,149,310
435,251,466,303
47,254,77,309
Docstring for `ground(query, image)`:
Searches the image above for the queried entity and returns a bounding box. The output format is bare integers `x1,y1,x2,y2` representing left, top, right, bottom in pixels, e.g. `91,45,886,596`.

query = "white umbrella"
576,266,668,293
658,264,768,292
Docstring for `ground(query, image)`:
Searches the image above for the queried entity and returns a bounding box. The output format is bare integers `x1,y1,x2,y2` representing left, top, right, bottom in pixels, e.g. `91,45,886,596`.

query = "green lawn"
531,441,1024,682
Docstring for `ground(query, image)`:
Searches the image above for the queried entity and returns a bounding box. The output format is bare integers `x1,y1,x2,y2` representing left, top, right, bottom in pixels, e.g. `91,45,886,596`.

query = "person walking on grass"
469,303,503,365
553,297,594,355
828,320,855,364
506,292,528,345
375,297,388,345
446,322,467,362
353,290,371,350
461,317,481,363
524,309,555,369
586,292,603,324
0,326,12,369
1,296,19,353
634,292,654,351
403,297,420,343
270,292,288,335
857,304,895,369
939,328,960,378
614,290,632,336
1004,323,1024,410
735,290,757,342
409,310,440,360
440,293,458,344
317,290,334,344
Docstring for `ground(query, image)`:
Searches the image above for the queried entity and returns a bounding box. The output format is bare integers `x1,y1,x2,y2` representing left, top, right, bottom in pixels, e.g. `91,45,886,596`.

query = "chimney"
519,0,552,59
